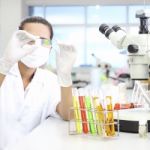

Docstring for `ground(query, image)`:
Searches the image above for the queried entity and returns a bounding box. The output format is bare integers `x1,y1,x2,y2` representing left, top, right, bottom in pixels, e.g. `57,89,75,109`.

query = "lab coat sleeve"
0,77,19,149
40,94,61,122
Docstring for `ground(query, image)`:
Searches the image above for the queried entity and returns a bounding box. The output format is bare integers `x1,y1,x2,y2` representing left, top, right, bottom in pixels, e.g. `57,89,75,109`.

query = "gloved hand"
0,30,38,75
56,43,77,87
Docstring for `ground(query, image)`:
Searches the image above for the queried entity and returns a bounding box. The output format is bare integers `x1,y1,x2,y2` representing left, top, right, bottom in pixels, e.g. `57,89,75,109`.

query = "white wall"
0,0,2,54
25,0,150,5
0,0,23,56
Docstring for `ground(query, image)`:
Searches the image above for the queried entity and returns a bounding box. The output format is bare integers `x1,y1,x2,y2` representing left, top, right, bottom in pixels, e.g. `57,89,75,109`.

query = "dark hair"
19,16,53,40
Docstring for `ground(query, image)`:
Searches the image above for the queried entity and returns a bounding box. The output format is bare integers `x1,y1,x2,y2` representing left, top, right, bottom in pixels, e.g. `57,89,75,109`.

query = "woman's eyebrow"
40,37,49,40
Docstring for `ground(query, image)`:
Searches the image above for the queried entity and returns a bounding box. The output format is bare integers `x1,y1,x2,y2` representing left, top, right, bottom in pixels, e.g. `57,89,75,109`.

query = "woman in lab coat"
0,16,76,149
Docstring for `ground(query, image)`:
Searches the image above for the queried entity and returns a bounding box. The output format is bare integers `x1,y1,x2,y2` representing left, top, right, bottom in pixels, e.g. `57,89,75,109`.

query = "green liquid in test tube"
85,96,97,134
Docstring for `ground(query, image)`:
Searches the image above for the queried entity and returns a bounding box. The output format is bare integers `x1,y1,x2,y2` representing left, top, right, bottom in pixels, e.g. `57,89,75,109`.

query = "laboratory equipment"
72,88,82,134
99,9,150,134
138,119,148,138
99,9,150,80
78,89,89,134
69,88,119,137
105,96,115,136
84,90,97,134
92,96,104,135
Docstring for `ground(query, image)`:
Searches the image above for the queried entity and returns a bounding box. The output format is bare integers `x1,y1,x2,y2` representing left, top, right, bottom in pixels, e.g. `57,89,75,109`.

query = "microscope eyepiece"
99,24,109,34
99,24,114,38
105,28,114,38
99,23,126,49
112,25,121,32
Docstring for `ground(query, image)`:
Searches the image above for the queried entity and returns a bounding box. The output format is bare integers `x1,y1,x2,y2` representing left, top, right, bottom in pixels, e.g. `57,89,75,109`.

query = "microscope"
99,10,150,133
99,9,150,80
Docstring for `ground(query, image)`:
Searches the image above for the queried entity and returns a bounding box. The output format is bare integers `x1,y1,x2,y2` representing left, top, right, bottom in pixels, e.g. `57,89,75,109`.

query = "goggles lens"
42,39,51,46
35,38,51,47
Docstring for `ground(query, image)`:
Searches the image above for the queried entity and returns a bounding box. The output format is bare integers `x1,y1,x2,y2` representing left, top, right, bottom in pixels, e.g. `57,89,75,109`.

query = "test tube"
78,88,89,134
105,96,115,136
84,89,97,134
91,88,104,136
72,88,82,134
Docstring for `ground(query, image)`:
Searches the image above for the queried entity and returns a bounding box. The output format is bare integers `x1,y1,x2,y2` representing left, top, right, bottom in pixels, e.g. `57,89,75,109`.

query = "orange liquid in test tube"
79,96,89,134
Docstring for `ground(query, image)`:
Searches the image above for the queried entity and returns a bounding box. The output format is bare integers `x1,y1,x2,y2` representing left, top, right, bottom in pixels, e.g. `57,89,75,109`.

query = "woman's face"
19,23,52,69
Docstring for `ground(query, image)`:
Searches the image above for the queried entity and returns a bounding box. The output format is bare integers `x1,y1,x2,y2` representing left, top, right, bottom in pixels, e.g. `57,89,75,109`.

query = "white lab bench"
7,117,150,150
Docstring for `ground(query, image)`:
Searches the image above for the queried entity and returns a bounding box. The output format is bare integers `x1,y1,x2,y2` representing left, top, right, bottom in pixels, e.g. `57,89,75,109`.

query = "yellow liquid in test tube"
105,96,115,136
93,97,104,136
73,96,82,134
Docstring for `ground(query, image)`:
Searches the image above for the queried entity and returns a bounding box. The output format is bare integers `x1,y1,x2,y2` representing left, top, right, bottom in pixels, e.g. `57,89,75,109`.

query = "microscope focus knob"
128,44,139,53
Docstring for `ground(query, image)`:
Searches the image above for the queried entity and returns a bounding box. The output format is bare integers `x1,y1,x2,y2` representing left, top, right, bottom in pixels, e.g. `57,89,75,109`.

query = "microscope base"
114,108,150,133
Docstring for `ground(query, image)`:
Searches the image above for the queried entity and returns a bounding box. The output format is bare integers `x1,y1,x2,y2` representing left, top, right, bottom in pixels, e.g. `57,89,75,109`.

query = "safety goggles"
28,38,52,48
36,38,52,48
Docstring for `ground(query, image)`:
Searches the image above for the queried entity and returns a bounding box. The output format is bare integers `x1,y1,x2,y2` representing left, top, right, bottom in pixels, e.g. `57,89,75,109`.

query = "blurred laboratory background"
0,0,150,88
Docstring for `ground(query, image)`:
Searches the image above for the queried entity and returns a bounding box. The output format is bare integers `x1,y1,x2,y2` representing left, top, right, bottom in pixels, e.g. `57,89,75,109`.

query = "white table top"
7,117,150,150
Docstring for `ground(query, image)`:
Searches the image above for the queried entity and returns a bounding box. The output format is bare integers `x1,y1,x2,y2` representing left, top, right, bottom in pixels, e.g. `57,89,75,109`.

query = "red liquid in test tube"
79,96,89,134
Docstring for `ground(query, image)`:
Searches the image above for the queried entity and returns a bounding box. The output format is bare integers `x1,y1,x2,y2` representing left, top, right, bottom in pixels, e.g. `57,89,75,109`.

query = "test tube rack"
68,107,120,138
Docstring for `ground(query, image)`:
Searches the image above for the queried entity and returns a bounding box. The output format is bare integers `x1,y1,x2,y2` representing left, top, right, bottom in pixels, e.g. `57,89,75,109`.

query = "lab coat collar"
8,63,20,77
8,63,45,85
24,68,45,94
29,68,45,85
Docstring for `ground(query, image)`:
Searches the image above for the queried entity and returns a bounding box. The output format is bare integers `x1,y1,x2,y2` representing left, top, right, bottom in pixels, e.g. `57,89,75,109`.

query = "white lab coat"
0,64,61,150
